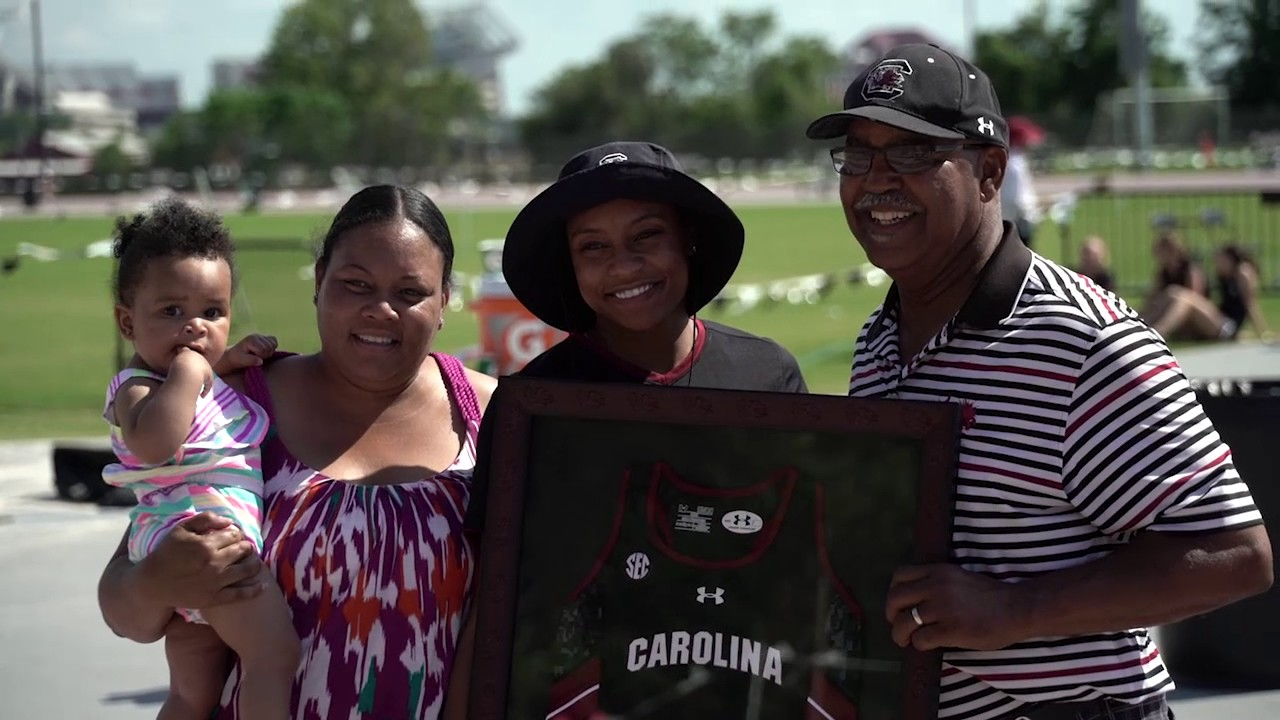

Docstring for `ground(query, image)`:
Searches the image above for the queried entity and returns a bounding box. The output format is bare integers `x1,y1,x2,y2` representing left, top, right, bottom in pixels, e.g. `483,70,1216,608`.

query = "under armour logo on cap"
598,152,628,165
977,117,995,136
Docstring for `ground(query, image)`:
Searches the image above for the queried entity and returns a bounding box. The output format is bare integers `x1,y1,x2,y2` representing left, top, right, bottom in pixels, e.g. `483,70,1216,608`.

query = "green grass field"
2,197,1277,440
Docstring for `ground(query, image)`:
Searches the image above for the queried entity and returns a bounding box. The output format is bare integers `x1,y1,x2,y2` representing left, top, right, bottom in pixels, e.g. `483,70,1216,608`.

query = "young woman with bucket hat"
497,139,807,390
442,141,809,719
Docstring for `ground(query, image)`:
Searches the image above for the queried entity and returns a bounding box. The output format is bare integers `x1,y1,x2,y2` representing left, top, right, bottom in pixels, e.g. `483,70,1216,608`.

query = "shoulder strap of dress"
433,352,482,425
103,367,167,424
108,367,165,394
241,351,295,422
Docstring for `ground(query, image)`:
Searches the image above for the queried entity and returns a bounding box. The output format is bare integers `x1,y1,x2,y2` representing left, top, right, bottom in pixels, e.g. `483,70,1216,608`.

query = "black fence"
1048,187,1280,296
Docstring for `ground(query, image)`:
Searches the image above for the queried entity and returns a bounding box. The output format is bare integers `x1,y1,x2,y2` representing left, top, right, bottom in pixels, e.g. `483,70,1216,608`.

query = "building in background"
0,61,179,132
41,64,178,132
424,1,518,117
207,2,519,118
0,87,150,190
44,89,148,161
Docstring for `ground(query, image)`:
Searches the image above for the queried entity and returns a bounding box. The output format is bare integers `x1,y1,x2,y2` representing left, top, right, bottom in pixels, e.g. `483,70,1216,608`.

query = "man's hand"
884,564,1031,652
216,333,278,374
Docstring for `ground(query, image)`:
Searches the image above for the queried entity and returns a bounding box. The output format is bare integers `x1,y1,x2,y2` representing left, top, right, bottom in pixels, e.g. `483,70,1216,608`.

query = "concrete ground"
3,438,1279,719
0,439,170,720
1173,341,1280,384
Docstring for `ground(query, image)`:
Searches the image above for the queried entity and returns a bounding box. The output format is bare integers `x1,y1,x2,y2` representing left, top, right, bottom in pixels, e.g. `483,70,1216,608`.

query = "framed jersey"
467,378,961,720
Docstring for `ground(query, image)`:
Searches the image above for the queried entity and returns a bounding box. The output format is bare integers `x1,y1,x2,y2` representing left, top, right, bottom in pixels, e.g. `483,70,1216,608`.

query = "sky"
0,0,1204,117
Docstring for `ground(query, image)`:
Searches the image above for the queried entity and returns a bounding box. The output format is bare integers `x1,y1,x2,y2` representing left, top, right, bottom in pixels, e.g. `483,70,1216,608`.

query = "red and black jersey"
533,462,870,720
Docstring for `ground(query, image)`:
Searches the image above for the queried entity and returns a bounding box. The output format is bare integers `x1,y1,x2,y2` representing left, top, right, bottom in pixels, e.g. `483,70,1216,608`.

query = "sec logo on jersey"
721,510,763,534
625,551,651,580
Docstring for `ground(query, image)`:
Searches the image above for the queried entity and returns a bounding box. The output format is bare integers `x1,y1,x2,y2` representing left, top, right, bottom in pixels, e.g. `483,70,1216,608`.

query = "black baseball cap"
806,43,1008,147
503,141,744,333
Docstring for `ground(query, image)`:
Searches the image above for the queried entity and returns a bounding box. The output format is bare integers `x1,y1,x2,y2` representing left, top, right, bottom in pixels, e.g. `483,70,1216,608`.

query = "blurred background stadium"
0,0,1278,438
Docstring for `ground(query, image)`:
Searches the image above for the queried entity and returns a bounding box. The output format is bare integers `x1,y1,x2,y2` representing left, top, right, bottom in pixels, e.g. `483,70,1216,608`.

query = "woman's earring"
438,317,445,330
689,244,698,256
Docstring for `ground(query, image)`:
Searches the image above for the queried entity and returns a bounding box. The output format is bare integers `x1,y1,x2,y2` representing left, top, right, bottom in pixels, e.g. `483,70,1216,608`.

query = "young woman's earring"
438,317,445,330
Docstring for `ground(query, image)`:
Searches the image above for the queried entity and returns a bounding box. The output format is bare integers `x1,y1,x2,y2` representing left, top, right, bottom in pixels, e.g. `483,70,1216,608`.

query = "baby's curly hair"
111,196,237,305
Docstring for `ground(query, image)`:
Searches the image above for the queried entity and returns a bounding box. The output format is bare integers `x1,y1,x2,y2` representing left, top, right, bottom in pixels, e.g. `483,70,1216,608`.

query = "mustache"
854,192,920,211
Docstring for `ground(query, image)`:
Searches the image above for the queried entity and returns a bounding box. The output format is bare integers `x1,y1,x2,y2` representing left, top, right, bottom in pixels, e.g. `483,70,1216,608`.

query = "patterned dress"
216,352,482,720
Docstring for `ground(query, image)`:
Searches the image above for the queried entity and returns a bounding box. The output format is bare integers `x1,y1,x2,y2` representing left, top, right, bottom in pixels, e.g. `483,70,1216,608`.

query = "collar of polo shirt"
866,221,1034,343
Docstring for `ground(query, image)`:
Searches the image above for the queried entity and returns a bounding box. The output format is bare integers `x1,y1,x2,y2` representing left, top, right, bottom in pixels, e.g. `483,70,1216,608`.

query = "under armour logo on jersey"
625,552,650,580
696,586,725,605
976,116,995,136
721,509,763,535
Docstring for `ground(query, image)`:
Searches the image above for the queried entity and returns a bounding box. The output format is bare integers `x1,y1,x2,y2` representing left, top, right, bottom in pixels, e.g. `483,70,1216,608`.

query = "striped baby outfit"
102,367,269,622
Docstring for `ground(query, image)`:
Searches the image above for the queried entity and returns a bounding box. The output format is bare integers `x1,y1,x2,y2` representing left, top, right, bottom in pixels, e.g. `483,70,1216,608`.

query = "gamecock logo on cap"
862,59,913,101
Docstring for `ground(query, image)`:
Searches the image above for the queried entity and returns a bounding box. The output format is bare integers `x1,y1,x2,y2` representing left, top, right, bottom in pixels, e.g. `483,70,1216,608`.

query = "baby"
101,196,299,720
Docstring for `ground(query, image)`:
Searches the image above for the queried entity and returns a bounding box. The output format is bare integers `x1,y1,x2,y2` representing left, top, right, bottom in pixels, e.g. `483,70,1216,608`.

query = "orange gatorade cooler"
470,239,568,376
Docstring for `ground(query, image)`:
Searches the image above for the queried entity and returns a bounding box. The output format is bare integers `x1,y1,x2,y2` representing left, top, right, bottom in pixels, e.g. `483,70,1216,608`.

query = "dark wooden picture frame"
468,377,961,720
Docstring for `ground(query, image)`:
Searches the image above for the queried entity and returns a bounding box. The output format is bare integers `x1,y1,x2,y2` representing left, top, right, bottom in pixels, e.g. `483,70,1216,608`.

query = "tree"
0,111,71,158
517,9,839,166
1057,0,1187,109
257,86,354,168
200,90,267,165
973,0,1188,143
149,111,208,172
92,141,135,178
748,37,840,157
259,0,484,167
517,50,647,165
0,112,40,158
261,0,432,103
1197,0,1280,109
972,2,1071,117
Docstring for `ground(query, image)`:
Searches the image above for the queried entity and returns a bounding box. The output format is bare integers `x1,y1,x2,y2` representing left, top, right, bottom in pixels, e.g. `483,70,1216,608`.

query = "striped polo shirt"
847,223,1264,720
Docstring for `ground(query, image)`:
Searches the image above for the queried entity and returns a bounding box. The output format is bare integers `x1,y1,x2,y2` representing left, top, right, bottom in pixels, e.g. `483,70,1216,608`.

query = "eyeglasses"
829,143,981,176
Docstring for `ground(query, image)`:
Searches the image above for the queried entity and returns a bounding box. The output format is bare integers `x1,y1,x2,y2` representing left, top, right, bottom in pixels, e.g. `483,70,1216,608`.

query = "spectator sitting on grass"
1144,243,1272,344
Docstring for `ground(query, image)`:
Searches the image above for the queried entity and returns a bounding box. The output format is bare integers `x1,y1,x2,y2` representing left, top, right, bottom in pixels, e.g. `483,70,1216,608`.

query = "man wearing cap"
806,43,1272,720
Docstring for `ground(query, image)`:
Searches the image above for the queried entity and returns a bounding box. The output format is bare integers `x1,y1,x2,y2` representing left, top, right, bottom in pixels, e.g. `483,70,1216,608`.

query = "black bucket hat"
502,141,744,333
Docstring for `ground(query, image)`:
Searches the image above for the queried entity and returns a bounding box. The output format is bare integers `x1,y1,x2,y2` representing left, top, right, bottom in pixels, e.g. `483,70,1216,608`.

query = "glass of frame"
466,377,961,720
